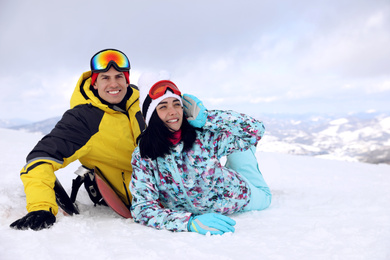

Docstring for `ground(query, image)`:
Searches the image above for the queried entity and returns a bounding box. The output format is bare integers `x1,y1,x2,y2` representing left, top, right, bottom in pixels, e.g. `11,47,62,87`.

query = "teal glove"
182,94,207,128
188,213,236,235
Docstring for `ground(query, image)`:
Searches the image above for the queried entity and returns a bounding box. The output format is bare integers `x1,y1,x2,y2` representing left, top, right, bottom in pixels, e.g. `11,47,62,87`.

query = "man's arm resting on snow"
21,161,62,214
20,107,97,214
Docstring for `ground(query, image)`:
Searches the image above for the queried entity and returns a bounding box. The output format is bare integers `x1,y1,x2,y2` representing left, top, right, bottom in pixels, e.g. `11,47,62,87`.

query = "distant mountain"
3,112,390,165
258,112,390,165
0,118,33,128
8,116,61,134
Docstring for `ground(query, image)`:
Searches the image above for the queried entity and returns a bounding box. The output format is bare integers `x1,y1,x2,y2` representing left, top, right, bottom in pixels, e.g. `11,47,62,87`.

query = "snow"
329,118,349,125
380,117,390,132
319,125,340,136
1,128,390,260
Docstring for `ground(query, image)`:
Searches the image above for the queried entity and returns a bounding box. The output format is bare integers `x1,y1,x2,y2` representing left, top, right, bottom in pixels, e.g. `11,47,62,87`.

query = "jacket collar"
70,71,140,113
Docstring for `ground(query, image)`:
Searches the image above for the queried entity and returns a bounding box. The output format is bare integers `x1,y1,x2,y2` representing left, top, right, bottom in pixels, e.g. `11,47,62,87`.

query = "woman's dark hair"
138,109,199,160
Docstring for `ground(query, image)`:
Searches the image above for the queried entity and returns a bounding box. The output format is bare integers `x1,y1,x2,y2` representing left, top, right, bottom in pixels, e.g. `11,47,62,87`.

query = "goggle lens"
91,49,130,72
149,80,181,99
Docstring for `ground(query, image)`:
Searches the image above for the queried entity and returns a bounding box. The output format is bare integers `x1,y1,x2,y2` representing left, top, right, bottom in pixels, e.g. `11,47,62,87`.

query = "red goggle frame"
149,80,181,99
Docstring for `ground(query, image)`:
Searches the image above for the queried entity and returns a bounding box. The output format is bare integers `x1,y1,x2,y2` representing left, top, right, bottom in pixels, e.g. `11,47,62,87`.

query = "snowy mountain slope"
8,116,61,135
1,128,389,260
257,112,390,164
5,112,390,165
0,118,33,128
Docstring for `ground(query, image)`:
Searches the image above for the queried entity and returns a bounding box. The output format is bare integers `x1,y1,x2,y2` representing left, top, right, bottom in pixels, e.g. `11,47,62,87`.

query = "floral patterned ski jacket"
130,110,265,232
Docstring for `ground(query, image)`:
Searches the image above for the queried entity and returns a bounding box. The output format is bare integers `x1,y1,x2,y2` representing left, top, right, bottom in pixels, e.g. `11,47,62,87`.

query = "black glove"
10,210,56,231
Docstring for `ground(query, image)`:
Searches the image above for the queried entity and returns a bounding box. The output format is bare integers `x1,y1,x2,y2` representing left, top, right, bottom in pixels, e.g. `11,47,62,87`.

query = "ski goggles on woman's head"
90,49,130,73
149,80,181,99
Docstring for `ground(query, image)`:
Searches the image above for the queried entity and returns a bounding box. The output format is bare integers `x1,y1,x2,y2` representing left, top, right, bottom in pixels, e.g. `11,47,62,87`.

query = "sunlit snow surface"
0,128,389,260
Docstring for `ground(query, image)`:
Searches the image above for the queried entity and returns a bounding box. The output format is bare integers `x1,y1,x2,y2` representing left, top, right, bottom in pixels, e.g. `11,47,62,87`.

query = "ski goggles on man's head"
90,49,130,73
149,80,182,100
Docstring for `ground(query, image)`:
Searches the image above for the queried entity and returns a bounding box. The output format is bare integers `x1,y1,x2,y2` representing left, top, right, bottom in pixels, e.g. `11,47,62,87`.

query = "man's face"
93,66,128,104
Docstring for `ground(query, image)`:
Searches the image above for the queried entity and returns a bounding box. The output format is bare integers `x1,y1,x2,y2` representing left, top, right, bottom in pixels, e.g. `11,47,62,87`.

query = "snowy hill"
6,111,390,165
8,116,61,135
0,118,33,128
0,128,389,260
257,112,390,165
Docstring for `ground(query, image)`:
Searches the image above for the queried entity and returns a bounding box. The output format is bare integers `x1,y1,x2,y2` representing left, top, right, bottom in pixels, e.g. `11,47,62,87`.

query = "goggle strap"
92,61,129,73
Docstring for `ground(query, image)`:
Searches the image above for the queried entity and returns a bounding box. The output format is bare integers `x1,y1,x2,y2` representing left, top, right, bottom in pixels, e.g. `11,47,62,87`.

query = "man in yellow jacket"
10,49,145,230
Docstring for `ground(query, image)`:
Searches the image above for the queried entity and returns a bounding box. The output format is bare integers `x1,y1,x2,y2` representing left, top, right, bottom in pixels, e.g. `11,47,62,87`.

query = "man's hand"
10,210,56,231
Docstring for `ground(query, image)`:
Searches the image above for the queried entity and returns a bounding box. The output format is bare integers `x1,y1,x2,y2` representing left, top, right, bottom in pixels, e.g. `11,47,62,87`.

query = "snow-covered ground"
0,128,389,260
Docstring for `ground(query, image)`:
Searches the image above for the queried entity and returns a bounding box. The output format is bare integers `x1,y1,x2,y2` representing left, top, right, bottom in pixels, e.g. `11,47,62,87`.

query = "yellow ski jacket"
20,71,145,215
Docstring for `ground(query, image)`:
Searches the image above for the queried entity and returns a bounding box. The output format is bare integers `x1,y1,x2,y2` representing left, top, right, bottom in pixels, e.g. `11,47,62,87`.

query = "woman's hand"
182,94,207,128
187,213,236,235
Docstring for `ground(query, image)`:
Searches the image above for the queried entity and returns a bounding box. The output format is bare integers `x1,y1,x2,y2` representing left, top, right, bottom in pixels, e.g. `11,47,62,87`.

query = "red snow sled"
94,167,132,219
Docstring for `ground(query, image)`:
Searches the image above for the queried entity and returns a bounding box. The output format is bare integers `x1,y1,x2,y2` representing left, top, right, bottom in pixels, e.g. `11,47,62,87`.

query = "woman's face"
156,97,183,132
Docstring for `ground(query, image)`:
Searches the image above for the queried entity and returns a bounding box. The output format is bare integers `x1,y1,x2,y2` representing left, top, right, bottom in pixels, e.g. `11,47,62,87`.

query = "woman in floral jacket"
130,79,271,235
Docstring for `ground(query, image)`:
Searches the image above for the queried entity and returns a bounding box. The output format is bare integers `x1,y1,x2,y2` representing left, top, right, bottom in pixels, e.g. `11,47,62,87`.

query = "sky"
1,0,390,122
